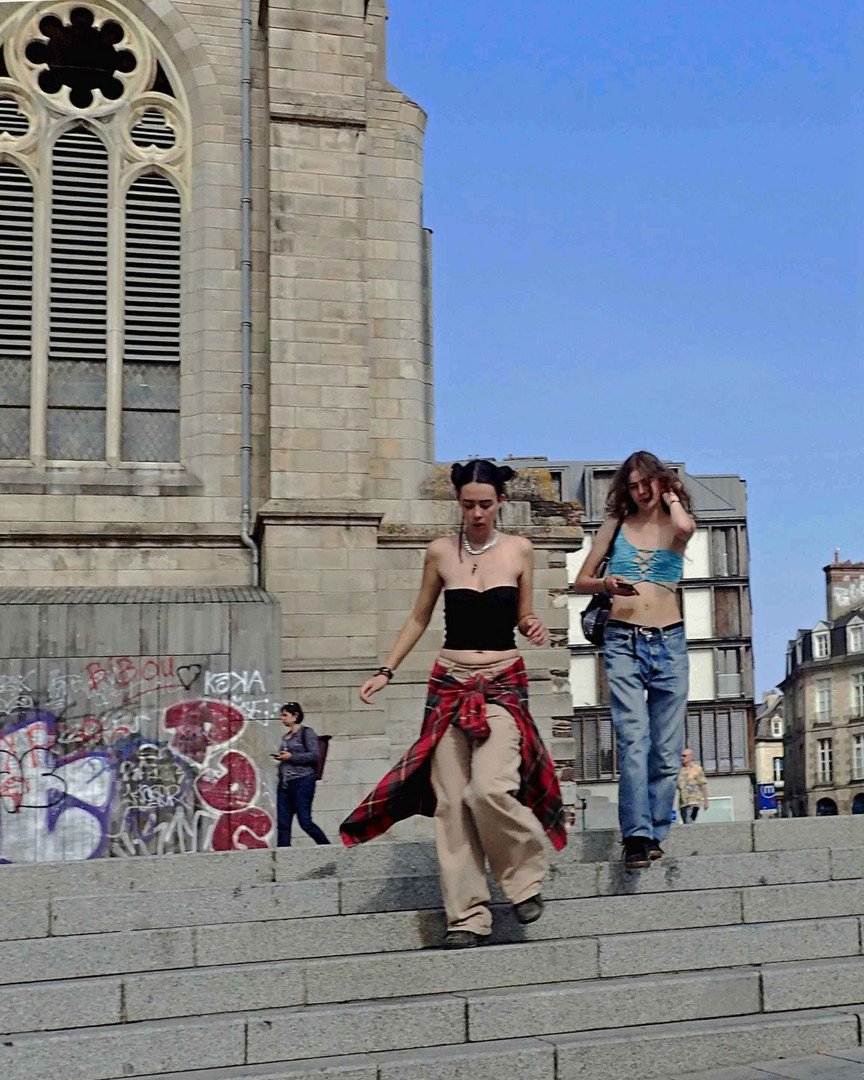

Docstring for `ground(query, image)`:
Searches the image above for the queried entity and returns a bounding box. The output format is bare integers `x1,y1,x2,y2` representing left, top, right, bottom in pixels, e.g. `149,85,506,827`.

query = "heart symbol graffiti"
177,665,202,691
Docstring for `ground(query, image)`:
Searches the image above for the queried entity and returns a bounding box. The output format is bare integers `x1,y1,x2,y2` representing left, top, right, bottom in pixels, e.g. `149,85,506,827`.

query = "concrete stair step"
0,994,467,1080
4,1002,862,1080
7,873,864,987
0,938,592,1034
22,845,855,940
545,1006,861,1080
96,1040,556,1080
6,816,864,905
340,847,836,915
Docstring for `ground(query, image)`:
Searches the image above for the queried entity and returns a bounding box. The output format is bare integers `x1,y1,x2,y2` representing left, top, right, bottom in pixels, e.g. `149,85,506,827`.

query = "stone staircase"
4,818,864,1080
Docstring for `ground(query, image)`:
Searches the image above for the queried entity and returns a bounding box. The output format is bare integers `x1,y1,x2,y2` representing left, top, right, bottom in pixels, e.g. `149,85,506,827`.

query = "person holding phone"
274,702,330,847
573,451,695,870
340,460,567,949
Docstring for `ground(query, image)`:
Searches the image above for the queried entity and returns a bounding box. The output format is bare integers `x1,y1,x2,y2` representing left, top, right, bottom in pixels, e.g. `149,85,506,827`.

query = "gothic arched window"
0,3,189,465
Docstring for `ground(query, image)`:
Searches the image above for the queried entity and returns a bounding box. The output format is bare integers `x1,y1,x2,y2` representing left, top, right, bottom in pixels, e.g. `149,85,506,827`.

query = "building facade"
754,689,784,817
0,0,580,860
782,557,864,817
505,459,756,825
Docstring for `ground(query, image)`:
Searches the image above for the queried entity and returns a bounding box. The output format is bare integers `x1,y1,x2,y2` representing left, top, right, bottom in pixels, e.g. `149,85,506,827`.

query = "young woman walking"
340,460,567,948
274,702,330,847
574,451,695,870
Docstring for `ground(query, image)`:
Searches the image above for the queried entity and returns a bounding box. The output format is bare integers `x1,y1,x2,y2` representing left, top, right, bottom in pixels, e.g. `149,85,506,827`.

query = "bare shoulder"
500,532,532,553
427,534,455,563
505,533,534,564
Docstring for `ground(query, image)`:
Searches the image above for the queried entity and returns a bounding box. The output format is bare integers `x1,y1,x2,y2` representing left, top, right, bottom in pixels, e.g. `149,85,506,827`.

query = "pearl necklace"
463,530,499,557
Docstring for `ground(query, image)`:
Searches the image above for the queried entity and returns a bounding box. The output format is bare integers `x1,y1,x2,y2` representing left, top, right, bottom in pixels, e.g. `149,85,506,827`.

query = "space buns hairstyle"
450,459,515,496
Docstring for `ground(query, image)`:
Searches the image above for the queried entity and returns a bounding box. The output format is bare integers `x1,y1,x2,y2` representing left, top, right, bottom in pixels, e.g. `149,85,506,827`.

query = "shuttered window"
47,125,108,460
0,162,33,459
122,173,180,461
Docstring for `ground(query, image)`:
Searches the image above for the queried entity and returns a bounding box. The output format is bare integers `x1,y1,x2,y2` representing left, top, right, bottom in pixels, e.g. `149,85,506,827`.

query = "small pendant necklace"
463,530,499,574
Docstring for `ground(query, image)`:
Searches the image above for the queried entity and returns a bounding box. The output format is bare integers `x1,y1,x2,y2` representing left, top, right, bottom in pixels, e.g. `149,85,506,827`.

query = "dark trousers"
277,773,330,847
680,804,699,824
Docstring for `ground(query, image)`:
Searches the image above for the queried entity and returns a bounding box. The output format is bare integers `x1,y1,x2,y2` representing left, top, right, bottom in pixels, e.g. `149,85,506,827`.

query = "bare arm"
516,538,548,646
662,481,696,541
359,543,444,704
573,518,634,597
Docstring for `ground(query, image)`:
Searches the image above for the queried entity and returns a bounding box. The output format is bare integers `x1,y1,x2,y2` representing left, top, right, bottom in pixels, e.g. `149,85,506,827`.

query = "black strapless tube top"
443,586,519,651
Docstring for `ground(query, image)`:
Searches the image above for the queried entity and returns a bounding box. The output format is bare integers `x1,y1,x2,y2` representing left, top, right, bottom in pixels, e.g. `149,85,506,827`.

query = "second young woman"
574,451,695,870
340,459,566,948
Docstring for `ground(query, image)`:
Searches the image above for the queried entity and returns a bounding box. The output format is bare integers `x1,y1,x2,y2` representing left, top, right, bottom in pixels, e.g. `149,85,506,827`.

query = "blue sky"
389,0,863,696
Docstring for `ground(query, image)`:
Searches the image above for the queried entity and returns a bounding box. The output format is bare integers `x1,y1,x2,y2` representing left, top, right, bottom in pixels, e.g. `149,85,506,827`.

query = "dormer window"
813,630,831,660
849,624,864,654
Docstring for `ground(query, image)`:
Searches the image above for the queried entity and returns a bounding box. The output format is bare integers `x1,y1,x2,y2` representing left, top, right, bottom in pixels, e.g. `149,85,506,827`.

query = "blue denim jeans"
604,622,689,842
277,774,330,847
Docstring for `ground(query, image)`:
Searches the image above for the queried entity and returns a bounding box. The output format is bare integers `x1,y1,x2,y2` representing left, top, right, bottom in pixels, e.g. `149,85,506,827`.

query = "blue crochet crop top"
607,529,684,588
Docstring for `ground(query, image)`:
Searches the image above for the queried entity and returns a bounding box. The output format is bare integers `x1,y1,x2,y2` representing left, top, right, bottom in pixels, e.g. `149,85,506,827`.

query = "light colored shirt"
678,762,707,807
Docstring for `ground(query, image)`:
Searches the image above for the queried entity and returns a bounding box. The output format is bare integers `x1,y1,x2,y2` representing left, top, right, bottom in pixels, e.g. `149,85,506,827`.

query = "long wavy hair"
605,451,693,519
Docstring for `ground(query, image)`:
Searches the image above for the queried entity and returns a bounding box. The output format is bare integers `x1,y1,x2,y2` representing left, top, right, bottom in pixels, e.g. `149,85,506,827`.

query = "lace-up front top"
607,529,684,589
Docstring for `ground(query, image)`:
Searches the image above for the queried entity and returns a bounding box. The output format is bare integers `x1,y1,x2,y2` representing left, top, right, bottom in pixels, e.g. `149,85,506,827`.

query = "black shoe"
513,894,544,925
441,930,480,949
648,842,664,861
621,835,652,870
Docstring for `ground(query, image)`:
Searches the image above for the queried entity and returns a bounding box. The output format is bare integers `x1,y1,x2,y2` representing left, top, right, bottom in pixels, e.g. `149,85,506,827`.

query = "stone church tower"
0,0,577,856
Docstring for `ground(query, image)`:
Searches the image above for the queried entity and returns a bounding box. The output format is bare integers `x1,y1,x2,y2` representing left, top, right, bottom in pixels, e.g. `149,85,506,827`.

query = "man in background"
678,747,709,823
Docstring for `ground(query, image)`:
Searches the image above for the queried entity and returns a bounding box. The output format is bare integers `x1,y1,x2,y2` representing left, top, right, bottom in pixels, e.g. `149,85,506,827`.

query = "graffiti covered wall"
0,587,282,862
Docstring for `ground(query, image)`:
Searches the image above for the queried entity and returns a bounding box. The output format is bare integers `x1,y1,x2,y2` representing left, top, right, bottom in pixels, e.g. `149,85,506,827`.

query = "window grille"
130,107,175,150
0,94,28,136
122,173,180,461
47,125,108,460
0,161,33,459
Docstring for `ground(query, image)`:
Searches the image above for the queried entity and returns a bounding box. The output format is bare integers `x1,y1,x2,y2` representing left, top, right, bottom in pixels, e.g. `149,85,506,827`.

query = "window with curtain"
0,3,188,465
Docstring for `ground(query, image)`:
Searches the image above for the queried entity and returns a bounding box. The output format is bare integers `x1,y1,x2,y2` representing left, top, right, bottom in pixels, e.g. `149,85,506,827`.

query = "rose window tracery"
25,7,136,109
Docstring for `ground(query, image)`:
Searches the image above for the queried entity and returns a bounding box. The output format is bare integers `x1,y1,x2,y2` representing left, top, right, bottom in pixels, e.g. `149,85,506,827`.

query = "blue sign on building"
758,783,777,812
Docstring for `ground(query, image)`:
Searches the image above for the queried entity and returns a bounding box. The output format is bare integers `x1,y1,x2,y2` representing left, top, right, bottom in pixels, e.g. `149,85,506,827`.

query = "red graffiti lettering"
114,658,138,688
163,700,245,765
210,807,271,851
141,659,159,682
195,750,257,812
86,662,108,691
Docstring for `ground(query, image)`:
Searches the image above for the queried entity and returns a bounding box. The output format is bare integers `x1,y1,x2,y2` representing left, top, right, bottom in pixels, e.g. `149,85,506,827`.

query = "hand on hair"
519,614,549,646
662,479,685,507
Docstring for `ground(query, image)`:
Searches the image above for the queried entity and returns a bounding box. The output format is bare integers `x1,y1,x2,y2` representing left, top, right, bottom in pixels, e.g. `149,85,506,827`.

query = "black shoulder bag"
579,517,624,647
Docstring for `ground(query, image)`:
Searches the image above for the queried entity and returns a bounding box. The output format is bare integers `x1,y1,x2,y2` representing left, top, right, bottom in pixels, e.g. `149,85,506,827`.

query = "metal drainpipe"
240,0,260,586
